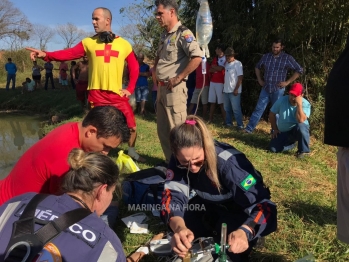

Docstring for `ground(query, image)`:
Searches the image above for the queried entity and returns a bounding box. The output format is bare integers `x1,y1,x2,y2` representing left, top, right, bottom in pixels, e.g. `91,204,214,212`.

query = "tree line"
180,0,349,139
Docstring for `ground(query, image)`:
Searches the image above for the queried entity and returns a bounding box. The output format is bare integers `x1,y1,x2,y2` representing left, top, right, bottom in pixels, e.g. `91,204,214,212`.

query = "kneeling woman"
161,115,277,261
0,149,126,262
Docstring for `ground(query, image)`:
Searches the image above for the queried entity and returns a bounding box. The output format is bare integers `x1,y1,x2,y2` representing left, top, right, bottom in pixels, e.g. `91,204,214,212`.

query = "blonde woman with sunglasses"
161,115,277,261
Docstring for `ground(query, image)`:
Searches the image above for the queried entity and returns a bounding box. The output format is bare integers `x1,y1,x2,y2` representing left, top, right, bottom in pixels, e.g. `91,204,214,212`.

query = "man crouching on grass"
21,77,35,94
269,83,311,158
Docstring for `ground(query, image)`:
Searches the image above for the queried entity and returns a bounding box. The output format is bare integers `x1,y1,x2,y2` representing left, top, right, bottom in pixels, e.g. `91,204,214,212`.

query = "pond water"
0,113,45,179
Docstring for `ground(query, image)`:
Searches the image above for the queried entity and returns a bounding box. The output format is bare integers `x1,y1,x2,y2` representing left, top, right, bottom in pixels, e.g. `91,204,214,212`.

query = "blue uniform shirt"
161,140,277,240
0,193,126,262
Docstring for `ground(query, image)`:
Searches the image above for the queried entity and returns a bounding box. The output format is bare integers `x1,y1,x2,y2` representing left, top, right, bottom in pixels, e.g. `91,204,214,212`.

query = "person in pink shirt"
60,68,68,87
59,61,68,87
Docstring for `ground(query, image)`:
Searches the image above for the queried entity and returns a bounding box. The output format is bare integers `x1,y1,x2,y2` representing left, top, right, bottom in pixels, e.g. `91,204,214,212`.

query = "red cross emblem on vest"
95,44,119,63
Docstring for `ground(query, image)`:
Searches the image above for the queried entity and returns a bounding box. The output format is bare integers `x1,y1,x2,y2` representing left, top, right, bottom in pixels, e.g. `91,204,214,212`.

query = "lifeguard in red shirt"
0,106,130,206
26,7,145,162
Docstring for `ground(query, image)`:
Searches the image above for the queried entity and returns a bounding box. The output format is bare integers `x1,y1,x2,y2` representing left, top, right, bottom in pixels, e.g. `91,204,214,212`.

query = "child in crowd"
60,69,68,88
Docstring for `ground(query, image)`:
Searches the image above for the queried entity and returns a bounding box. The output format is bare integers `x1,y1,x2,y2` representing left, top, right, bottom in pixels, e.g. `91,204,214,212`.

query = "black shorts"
32,75,41,81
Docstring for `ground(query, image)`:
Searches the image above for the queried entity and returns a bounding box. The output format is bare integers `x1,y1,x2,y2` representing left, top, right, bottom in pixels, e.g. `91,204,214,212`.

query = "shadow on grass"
251,250,289,262
284,201,336,226
218,126,271,151
140,110,157,124
140,110,274,152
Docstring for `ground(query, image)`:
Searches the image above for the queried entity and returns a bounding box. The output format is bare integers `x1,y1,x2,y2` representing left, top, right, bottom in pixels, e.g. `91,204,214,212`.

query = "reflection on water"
0,113,45,179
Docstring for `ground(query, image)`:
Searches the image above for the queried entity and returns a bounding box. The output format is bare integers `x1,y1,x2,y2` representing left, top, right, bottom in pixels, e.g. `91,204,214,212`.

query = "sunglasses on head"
176,159,206,169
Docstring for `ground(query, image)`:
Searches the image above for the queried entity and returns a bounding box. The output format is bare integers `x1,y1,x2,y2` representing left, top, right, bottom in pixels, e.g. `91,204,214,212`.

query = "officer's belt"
158,79,186,87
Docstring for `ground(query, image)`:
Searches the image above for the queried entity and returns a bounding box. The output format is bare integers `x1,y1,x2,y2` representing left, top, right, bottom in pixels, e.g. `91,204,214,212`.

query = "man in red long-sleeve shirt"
26,7,145,162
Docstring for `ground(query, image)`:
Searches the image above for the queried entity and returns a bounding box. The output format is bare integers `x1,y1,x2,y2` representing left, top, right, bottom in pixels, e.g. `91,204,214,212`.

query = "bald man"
26,7,145,163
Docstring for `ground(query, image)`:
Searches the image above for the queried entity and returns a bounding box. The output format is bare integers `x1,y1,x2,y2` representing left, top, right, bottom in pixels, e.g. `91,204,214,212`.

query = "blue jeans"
135,85,149,102
44,73,55,90
223,92,243,127
245,88,284,132
6,74,16,90
269,123,310,153
187,87,195,107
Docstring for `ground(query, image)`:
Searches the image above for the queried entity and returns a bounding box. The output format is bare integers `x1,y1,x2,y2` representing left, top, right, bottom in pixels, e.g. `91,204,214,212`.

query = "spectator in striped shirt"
244,39,303,133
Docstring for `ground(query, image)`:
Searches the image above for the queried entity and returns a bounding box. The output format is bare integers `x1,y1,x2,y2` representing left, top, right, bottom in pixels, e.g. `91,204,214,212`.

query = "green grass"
0,87,347,262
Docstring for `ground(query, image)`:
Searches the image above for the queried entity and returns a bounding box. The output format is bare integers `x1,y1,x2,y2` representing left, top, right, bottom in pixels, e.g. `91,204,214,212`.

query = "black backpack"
4,194,91,262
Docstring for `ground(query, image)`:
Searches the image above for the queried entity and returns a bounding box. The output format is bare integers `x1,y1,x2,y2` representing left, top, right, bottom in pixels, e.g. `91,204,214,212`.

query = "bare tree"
0,0,32,43
82,31,96,38
1,30,31,51
56,23,87,48
118,24,143,53
32,24,55,50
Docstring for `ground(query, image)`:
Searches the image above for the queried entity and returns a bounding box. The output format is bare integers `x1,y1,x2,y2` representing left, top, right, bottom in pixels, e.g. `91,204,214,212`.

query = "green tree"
181,0,349,138
119,0,163,59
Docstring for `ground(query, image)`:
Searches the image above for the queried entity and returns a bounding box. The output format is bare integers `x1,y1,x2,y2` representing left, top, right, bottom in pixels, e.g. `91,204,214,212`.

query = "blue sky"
9,0,141,50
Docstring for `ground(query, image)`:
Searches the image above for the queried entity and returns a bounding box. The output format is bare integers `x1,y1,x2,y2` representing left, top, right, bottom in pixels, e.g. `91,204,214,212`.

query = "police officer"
154,0,202,165
161,115,277,262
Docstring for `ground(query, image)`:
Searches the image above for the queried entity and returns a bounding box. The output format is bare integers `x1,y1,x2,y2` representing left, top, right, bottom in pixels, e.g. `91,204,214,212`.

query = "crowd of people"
0,0,347,261
5,57,89,110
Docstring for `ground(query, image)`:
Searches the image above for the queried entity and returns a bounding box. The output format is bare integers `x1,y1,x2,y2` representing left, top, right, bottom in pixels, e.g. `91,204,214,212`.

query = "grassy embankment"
0,77,347,261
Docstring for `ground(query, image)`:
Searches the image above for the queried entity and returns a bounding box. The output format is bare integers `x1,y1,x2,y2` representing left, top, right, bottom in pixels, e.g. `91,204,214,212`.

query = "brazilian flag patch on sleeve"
240,174,256,190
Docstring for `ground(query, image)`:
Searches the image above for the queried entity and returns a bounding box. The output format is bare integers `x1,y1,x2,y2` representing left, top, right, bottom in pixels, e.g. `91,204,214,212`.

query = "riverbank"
0,87,346,261
0,88,84,118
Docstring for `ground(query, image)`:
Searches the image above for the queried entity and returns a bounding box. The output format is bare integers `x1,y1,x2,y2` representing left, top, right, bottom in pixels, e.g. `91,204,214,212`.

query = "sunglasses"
154,11,164,17
176,159,206,169
154,8,173,17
